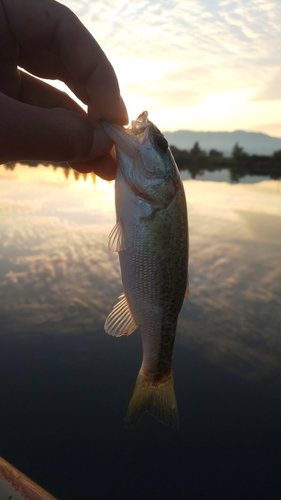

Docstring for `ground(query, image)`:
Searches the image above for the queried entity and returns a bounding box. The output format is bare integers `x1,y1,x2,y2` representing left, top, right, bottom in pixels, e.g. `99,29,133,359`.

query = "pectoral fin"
108,220,127,252
104,294,138,337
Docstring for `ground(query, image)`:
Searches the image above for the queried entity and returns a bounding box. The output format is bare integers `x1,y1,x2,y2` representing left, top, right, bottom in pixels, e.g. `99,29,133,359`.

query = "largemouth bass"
103,111,188,428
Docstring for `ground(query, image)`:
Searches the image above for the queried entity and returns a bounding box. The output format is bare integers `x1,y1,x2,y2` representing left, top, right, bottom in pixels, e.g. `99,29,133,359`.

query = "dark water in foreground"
0,165,281,499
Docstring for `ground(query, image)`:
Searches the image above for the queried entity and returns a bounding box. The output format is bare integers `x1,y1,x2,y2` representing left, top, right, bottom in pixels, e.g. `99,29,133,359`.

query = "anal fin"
104,293,138,337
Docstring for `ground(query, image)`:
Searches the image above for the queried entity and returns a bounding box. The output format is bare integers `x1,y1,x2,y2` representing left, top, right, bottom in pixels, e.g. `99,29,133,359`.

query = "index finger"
2,0,128,124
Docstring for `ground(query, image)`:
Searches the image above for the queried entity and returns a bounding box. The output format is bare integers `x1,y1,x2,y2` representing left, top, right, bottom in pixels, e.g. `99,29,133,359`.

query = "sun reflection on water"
0,164,280,383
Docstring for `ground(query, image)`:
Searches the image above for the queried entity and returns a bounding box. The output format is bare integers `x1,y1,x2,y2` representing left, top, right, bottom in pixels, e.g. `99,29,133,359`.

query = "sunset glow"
56,0,281,137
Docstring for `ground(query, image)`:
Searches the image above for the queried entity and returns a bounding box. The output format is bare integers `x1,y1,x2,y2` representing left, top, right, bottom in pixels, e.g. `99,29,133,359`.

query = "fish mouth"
101,111,151,155
130,111,150,137
102,120,140,159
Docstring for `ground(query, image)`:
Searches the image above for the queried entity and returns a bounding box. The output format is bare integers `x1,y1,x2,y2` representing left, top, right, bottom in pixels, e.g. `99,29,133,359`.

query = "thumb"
0,92,112,164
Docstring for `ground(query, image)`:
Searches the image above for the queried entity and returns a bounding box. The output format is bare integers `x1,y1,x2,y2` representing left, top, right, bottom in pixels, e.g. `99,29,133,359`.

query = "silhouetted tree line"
4,159,68,170
170,142,281,181
3,142,281,181
2,160,99,184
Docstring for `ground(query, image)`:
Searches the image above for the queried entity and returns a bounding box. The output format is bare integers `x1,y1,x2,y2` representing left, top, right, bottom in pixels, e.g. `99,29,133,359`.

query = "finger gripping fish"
103,111,188,428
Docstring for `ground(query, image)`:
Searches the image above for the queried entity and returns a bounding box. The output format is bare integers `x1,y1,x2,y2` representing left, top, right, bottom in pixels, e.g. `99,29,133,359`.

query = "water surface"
0,164,280,499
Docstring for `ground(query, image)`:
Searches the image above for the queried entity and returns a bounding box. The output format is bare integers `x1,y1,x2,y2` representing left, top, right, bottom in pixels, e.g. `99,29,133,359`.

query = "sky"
56,0,281,134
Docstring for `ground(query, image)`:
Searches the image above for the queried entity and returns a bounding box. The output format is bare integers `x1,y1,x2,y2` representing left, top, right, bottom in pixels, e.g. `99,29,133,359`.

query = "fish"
103,111,188,428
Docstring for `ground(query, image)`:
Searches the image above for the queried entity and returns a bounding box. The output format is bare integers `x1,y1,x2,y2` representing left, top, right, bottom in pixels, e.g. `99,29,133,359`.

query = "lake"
0,163,281,499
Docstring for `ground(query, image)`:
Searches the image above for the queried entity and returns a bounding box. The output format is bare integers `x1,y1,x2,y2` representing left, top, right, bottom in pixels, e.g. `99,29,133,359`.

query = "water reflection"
0,164,118,336
1,161,99,185
0,164,280,385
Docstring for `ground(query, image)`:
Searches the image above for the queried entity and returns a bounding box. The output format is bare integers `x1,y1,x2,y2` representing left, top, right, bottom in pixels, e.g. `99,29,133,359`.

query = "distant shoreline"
170,146,281,181
3,144,281,183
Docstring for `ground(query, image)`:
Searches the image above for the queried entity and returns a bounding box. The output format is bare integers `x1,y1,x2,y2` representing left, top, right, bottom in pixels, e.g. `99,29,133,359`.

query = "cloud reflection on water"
0,165,280,383
0,165,119,337
179,180,281,381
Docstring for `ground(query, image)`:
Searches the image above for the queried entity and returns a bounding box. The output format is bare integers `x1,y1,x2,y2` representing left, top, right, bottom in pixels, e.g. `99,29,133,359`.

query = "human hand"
0,0,128,180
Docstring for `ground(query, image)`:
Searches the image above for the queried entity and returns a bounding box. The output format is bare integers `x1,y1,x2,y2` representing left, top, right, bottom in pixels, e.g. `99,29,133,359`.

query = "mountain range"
163,130,281,156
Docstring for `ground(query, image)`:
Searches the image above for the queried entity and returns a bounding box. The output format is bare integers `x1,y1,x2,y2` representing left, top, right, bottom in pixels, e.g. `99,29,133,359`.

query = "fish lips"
101,120,142,161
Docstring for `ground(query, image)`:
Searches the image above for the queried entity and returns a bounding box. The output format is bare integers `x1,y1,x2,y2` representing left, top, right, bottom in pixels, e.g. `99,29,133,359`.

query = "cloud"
251,70,281,101
62,0,281,115
126,83,201,108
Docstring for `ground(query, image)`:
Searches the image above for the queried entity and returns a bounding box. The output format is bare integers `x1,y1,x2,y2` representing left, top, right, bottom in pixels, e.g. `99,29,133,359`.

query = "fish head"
102,111,180,207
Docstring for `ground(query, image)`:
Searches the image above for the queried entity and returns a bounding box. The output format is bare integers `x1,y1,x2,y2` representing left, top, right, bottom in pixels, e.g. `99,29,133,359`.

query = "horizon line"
163,129,281,139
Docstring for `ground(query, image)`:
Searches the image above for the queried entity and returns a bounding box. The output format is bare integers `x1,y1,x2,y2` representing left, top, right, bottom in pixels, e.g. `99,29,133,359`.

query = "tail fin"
124,369,179,429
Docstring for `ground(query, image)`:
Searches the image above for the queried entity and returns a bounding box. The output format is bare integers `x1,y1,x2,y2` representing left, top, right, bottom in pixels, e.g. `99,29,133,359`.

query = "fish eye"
155,135,169,152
